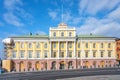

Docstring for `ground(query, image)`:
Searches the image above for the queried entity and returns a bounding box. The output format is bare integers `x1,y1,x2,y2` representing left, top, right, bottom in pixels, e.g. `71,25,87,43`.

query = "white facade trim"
77,40,115,42
14,40,49,42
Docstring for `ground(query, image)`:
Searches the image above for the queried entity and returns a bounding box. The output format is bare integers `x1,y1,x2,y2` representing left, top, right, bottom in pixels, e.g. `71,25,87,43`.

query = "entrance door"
20,61,24,72
60,61,65,69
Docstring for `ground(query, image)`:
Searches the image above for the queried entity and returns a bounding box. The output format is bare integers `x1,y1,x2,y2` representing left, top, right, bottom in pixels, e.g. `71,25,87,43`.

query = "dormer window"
61,32,64,37
69,32,72,37
53,32,56,37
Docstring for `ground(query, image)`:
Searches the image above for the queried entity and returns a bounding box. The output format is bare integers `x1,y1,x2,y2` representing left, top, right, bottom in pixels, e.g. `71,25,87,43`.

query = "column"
66,41,68,58
98,42,100,68
81,39,84,68
16,62,20,72
58,41,59,59
74,41,76,58
50,41,51,58
58,31,60,37
90,42,92,58
74,41,76,69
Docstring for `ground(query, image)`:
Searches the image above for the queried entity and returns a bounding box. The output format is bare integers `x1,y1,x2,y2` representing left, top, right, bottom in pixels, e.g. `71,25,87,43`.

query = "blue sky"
0,0,120,58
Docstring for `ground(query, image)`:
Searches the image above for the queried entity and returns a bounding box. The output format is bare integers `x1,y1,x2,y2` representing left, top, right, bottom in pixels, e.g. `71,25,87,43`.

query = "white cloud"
48,11,58,19
4,12,24,27
77,17,120,37
79,0,120,15
4,0,23,10
72,18,81,25
3,0,33,27
108,6,120,20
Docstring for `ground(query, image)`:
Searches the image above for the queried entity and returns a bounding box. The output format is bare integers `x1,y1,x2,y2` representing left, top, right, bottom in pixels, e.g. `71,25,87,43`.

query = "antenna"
61,1,63,23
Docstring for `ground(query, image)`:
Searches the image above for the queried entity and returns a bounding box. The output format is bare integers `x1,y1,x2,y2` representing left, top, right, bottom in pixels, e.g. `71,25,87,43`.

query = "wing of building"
2,23,117,72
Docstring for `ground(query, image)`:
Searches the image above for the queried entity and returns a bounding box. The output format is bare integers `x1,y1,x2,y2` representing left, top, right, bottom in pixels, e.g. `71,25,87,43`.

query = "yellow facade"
2,23,117,72
2,60,12,72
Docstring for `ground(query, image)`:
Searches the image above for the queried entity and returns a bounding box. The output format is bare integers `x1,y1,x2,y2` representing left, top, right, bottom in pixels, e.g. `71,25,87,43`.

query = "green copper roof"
77,34,115,38
11,35,49,38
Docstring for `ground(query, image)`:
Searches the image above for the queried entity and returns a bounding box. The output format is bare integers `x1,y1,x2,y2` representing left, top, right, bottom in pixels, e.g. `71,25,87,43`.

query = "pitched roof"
77,34,115,38
10,35,49,38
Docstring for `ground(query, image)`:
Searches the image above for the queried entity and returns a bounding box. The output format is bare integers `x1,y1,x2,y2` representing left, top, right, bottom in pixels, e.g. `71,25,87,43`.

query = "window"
21,43,24,48
53,32,56,37
44,43,47,48
29,43,32,48
78,51,81,57
20,51,24,58
61,43,64,48
36,51,40,58
60,52,64,57
68,52,72,57
12,51,16,58
61,32,64,37
54,43,56,48
93,43,96,48
69,32,72,37
78,43,80,48
108,51,111,57
69,43,72,48
117,54,119,58
13,43,16,48
101,43,103,48
28,51,32,58
86,43,88,48
93,51,96,57
36,43,40,48
44,52,47,58
52,52,56,58
85,51,88,57
101,51,103,57
54,52,56,57
108,43,111,48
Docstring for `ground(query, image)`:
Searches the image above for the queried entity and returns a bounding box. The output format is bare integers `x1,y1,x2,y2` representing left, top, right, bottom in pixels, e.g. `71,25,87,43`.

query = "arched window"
53,32,56,37
61,32,64,37
69,32,72,37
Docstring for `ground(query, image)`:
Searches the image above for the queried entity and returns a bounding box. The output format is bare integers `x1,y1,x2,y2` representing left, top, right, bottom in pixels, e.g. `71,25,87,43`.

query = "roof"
10,35,49,38
77,34,116,38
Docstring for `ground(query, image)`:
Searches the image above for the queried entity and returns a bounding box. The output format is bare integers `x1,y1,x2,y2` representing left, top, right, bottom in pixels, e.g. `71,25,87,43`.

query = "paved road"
0,68,120,80
57,75,120,80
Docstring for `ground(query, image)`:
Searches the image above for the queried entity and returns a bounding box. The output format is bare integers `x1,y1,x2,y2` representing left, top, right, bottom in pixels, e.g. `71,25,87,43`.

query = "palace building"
116,39,120,64
2,23,117,72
